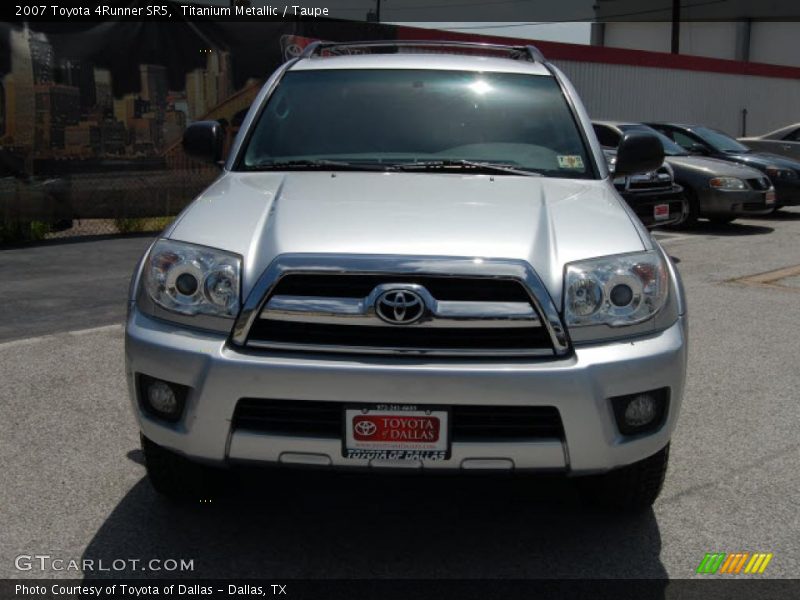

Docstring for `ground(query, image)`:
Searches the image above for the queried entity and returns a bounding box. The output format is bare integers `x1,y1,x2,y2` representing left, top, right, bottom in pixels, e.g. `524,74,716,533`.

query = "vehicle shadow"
749,209,800,221
81,466,669,585
663,221,774,236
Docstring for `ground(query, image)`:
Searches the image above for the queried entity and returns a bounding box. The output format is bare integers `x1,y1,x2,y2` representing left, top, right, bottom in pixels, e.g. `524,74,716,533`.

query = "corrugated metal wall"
553,59,800,137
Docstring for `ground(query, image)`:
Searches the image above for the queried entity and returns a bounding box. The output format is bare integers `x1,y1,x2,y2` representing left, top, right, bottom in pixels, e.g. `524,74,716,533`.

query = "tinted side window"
593,125,621,148
784,128,800,142
670,130,701,150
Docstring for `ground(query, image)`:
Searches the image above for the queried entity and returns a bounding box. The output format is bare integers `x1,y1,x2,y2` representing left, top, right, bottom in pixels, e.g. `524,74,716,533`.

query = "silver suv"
126,41,687,511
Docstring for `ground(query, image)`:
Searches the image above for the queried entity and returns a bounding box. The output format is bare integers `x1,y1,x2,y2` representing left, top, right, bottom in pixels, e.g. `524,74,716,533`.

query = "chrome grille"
624,167,674,192
233,256,569,358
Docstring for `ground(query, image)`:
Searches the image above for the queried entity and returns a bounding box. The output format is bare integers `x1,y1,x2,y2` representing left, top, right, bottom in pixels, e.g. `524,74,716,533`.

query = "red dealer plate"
344,405,450,461
654,204,670,221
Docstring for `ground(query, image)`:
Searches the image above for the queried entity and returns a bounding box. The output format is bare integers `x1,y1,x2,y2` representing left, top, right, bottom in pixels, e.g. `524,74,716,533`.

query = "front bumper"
125,309,687,475
773,179,800,207
618,186,687,228
699,187,775,217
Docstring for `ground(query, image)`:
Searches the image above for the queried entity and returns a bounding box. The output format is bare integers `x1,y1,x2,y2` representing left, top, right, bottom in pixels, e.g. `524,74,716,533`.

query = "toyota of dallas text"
125,41,687,511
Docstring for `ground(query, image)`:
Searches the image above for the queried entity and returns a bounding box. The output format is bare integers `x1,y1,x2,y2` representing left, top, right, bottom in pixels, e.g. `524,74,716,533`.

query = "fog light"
148,380,178,415
138,374,188,422
624,394,656,427
610,388,669,436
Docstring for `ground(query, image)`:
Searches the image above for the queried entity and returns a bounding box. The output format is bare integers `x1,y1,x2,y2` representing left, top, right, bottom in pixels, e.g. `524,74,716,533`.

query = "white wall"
679,22,738,60
604,22,672,53
750,22,800,67
554,59,800,137
603,21,800,66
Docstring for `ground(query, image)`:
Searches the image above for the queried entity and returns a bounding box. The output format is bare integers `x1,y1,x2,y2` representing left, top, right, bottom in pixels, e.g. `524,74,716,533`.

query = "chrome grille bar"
261,295,540,328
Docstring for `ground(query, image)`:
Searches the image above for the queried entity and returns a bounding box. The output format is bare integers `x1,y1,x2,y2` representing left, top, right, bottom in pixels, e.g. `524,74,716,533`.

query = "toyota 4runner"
126,41,687,511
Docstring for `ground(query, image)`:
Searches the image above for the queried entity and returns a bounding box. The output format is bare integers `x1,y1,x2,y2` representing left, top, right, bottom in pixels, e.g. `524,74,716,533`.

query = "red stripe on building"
396,25,800,80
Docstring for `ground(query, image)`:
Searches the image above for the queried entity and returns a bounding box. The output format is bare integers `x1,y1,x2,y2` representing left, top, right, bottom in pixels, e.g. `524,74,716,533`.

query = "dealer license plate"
654,204,670,221
343,405,450,461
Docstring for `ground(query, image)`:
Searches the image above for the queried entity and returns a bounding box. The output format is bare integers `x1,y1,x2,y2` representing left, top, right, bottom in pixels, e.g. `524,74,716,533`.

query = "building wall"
749,22,800,68
552,59,800,137
603,22,740,60
602,21,800,67
678,22,739,60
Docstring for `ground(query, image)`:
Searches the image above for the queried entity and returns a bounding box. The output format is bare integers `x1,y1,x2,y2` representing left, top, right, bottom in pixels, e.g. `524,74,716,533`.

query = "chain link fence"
1,166,218,244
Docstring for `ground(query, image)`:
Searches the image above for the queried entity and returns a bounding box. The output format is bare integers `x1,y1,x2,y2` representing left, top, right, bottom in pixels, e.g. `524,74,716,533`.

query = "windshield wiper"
246,159,394,172
396,159,542,177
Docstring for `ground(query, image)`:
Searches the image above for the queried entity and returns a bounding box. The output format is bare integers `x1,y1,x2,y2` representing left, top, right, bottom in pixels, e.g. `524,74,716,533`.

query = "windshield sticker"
558,155,585,170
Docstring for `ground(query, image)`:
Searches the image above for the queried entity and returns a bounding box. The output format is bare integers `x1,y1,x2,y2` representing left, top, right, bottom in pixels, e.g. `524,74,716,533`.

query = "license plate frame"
342,404,451,461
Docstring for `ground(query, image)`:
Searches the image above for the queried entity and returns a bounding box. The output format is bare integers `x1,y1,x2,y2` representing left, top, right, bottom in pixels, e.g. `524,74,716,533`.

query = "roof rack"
299,40,546,63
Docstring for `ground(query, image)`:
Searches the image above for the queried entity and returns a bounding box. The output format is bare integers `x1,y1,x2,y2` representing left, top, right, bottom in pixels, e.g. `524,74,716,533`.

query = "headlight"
564,251,668,329
603,149,617,172
142,239,241,318
709,176,746,190
765,166,798,180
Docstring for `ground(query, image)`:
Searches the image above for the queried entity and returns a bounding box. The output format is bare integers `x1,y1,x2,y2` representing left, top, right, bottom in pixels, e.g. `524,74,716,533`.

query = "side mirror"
182,121,224,165
614,132,664,178
688,143,710,156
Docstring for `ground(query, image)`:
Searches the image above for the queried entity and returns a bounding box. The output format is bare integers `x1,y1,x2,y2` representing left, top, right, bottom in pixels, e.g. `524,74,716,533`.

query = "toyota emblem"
375,289,426,325
354,420,377,437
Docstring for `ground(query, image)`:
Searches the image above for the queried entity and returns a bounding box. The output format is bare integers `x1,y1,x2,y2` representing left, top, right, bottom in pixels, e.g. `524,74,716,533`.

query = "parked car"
126,41,687,511
0,167,72,242
739,123,800,162
594,121,775,225
600,144,686,228
646,122,800,210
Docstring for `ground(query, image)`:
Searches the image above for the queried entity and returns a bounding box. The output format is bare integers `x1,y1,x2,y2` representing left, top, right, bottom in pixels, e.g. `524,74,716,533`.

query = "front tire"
581,444,670,512
677,186,700,228
141,435,222,501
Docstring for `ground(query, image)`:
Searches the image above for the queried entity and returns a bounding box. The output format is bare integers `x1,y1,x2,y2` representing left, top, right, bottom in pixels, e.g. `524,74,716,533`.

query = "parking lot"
1,210,799,580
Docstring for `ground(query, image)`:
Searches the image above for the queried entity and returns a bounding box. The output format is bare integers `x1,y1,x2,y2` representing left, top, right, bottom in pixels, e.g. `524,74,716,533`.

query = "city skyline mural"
0,20,393,241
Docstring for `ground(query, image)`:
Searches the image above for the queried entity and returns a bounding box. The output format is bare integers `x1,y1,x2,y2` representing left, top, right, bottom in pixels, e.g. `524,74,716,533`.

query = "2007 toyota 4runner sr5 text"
126,41,687,511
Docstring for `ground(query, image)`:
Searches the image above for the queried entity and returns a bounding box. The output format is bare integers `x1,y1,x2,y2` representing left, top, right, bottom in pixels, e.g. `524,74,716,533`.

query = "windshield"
692,126,750,154
619,124,687,156
240,69,594,178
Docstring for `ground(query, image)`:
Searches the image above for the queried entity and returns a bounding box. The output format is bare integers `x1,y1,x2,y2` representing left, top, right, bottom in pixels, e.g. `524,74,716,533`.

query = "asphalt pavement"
1,211,799,580
0,235,153,343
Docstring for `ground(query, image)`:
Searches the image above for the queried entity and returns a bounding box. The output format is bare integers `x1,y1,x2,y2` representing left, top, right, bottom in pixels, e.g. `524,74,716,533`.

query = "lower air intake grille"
233,400,565,441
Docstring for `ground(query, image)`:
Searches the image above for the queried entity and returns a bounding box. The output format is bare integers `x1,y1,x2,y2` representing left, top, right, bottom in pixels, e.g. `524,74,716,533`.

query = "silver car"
739,123,800,162
126,41,687,511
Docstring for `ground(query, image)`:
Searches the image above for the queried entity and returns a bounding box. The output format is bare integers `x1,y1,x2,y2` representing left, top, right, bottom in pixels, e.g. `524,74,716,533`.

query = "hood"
168,171,645,302
666,155,766,178
722,151,800,170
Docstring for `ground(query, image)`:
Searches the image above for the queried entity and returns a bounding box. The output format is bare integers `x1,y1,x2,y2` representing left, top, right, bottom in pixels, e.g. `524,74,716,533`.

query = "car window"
240,69,595,178
668,130,700,150
593,125,620,148
692,126,750,153
618,124,687,156
785,128,800,142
